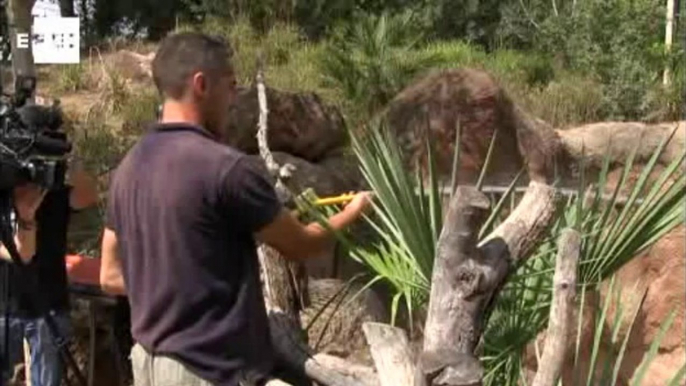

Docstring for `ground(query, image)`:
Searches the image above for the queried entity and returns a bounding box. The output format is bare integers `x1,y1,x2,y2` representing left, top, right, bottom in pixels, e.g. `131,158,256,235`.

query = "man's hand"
256,190,375,261
14,183,47,222
343,191,374,217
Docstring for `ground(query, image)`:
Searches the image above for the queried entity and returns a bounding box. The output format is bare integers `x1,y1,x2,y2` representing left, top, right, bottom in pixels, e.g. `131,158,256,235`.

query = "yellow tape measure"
314,192,356,206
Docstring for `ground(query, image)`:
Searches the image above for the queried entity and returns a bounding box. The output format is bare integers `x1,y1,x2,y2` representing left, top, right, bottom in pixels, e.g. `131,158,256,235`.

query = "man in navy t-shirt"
99,32,371,386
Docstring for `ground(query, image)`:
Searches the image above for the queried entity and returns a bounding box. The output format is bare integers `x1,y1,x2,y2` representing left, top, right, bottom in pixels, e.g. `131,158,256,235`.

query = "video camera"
0,75,72,191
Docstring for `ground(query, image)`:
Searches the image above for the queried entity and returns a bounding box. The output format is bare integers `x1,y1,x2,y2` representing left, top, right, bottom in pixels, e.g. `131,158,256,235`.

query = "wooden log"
310,353,380,385
268,313,379,386
531,229,580,386
421,182,557,386
421,186,490,386
363,322,426,386
478,181,558,264
303,353,380,386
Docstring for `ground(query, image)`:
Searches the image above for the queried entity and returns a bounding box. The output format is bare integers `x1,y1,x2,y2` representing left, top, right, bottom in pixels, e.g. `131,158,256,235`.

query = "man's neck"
160,100,203,127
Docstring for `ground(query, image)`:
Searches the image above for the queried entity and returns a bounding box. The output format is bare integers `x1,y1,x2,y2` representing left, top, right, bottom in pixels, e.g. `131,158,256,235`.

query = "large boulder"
224,86,348,162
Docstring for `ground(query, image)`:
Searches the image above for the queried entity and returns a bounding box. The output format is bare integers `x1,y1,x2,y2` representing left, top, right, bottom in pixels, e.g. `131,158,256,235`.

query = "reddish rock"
600,226,685,386
522,226,685,386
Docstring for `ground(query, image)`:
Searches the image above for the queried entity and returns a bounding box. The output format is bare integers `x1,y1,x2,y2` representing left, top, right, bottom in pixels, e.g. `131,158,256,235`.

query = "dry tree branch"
531,229,580,386
254,53,377,386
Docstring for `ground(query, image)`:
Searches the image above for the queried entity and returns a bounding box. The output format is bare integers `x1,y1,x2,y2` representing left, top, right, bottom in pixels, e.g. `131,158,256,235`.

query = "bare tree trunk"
6,0,36,90
255,55,305,386
531,229,580,386
664,0,676,85
421,186,490,386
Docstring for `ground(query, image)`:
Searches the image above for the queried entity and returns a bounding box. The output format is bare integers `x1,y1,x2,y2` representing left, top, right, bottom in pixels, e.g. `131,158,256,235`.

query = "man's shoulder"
220,152,271,186
110,132,252,189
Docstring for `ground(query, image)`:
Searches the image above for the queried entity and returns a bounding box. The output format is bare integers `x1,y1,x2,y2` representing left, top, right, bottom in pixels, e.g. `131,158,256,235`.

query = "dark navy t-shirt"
106,123,282,386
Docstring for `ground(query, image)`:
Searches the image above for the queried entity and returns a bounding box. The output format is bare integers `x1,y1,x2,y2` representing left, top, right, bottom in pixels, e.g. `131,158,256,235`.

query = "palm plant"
514,277,685,386
482,129,685,384
300,120,685,384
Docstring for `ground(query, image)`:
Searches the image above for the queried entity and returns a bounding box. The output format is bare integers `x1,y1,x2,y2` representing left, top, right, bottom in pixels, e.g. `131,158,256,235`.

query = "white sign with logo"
31,17,80,64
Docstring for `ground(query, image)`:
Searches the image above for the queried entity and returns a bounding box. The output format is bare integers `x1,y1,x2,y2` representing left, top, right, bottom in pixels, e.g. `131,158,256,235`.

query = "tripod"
0,190,86,386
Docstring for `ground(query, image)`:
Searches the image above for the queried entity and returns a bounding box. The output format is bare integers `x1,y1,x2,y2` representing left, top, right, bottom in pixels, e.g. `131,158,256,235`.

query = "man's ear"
191,72,208,98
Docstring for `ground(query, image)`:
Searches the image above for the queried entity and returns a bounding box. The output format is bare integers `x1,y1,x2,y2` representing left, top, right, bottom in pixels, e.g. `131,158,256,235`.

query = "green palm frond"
483,130,685,385
347,122,441,323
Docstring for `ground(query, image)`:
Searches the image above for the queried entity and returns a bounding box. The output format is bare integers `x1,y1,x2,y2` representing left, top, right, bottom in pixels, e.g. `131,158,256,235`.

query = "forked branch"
421,182,557,386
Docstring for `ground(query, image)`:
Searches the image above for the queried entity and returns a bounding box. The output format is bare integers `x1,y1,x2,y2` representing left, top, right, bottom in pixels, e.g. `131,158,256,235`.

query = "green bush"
484,49,554,86
319,12,440,117
505,73,605,128
120,88,161,135
417,41,487,68
534,0,669,120
176,17,333,101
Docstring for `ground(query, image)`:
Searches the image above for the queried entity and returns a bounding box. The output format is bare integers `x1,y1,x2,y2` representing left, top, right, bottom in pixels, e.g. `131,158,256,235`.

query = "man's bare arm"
100,227,126,295
68,162,99,210
255,192,371,261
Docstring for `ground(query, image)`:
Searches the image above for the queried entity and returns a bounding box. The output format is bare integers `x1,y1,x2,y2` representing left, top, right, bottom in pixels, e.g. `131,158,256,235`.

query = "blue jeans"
0,310,71,386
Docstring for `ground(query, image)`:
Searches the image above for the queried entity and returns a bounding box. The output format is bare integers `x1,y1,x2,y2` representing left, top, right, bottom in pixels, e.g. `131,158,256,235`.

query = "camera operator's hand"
14,183,47,223
0,184,48,263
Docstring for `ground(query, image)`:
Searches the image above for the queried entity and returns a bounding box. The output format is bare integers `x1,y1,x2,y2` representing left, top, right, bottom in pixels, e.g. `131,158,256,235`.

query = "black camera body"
0,75,72,191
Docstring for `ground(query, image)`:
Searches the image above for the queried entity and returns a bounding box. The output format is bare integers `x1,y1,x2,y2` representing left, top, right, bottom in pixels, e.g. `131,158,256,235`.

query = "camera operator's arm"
67,160,99,210
0,185,47,263
100,228,126,295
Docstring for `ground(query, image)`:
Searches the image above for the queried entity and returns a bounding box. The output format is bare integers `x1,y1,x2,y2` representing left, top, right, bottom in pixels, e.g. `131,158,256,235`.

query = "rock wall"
522,226,685,386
